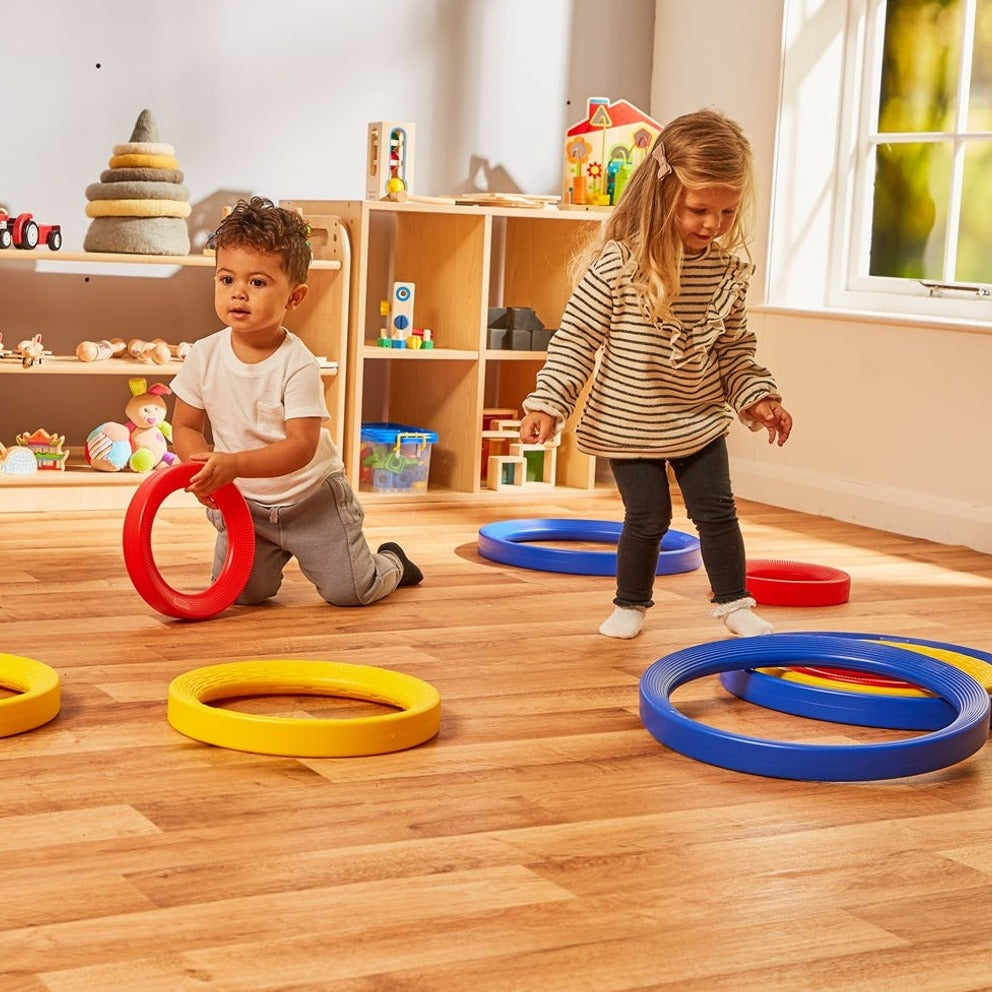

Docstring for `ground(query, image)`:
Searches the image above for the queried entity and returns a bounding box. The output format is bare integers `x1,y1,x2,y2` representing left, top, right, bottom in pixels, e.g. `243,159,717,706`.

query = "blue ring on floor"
721,632,992,731
639,634,990,781
719,669,953,730
477,518,701,576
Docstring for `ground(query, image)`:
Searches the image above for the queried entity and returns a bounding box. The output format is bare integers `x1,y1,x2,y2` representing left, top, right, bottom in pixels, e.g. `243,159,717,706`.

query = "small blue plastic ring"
639,634,990,781
477,518,701,576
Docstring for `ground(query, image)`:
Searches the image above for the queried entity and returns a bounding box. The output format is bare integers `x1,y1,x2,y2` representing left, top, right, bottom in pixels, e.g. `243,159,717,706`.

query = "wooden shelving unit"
284,198,605,501
0,215,349,514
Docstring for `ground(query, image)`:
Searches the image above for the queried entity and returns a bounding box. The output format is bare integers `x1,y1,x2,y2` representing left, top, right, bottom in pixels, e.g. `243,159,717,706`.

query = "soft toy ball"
85,422,132,471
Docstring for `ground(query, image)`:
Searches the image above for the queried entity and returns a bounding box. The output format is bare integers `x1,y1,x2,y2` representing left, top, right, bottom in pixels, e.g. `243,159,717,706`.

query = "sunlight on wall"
767,0,851,306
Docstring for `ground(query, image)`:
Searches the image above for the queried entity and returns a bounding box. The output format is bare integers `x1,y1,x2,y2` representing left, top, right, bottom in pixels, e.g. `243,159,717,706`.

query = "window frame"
827,0,992,323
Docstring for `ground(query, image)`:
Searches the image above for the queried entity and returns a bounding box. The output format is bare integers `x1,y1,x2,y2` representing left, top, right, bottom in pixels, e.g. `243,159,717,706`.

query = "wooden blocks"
482,419,559,492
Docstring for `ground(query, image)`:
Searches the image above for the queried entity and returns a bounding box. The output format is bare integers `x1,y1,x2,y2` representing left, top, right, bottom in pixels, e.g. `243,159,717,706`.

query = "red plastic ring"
745,559,851,607
790,664,920,690
123,462,255,620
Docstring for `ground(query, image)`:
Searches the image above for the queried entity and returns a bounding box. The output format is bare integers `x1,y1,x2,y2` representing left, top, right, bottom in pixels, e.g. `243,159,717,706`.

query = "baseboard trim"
731,459,992,554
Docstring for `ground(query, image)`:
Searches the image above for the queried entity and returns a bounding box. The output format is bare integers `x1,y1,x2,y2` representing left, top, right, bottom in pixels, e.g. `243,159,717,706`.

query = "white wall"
1,0,654,444
5,0,584,250
652,0,991,553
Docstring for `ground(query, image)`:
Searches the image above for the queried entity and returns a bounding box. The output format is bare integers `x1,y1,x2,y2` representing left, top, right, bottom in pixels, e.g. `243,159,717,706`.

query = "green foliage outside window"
870,0,992,283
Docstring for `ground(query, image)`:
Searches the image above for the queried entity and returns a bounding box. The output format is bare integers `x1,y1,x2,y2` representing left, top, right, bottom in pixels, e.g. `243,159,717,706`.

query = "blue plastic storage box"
359,422,439,493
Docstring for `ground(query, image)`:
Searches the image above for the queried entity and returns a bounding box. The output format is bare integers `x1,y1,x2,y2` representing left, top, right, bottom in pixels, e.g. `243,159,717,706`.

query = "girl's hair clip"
652,142,672,180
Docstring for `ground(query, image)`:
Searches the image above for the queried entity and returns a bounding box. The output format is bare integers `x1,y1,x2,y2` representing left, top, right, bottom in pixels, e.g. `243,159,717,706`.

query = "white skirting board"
731,457,992,555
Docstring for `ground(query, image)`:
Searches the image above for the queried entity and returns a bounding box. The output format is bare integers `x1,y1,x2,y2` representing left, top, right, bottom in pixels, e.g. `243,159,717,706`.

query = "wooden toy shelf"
284,198,606,501
0,216,349,514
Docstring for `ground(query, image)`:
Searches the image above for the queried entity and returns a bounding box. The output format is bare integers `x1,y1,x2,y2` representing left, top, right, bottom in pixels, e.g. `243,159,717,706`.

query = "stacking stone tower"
84,109,191,255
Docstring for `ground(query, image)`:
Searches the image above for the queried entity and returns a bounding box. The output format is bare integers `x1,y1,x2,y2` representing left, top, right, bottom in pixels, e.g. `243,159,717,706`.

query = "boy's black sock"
377,542,424,587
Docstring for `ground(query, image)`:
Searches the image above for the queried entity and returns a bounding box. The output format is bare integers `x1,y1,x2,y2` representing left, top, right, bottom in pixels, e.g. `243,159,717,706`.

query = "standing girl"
520,109,792,639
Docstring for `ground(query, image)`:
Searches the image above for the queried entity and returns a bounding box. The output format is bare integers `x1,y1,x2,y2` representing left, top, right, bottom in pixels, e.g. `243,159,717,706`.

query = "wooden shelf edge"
362,346,478,360
0,250,340,271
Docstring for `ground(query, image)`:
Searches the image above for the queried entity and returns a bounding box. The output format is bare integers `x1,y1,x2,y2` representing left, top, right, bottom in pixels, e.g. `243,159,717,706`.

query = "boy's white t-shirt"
170,327,343,504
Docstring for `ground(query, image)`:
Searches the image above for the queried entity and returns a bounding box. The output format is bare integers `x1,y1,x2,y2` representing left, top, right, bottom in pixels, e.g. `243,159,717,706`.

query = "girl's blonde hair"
575,108,755,318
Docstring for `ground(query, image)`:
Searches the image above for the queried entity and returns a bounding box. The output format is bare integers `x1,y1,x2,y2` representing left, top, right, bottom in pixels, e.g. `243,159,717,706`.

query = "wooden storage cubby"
285,198,604,501
0,210,349,513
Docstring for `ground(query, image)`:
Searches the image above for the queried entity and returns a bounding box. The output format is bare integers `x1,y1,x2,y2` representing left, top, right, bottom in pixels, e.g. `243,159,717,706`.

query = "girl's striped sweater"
522,239,781,459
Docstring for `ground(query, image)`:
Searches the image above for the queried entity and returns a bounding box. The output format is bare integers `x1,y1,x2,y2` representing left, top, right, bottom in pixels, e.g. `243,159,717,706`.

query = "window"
832,0,992,319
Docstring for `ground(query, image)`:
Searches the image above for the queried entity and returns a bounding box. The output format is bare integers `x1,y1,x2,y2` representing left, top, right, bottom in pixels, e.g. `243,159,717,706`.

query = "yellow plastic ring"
0,654,61,737
762,640,992,697
167,660,441,757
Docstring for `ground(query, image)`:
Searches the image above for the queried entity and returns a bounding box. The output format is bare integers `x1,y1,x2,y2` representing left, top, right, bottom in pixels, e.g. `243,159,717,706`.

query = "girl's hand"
519,412,557,445
746,399,793,446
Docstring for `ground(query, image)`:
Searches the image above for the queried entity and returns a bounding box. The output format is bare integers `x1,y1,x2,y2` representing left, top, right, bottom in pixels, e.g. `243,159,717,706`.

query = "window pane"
878,0,963,134
956,141,992,281
870,140,952,278
970,0,992,130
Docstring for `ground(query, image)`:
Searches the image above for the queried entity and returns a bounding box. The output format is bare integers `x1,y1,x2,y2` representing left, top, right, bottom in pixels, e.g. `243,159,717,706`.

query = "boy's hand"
746,398,793,446
185,452,240,501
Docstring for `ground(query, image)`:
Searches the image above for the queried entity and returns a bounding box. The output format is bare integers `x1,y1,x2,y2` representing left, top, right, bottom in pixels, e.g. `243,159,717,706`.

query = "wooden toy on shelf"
75,338,128,362
366,121,416,200
15,429,69,471
0,209,62,251
126,338,172,365
0,441,39,475
486,307,555,350
377,282,433,348
561,97,662,208
482,418,560,493
13,334,52,368
74,337,191,364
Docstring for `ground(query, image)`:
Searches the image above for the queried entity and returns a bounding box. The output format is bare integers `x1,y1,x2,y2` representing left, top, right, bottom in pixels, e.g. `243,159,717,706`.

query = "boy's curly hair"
211,196,311,285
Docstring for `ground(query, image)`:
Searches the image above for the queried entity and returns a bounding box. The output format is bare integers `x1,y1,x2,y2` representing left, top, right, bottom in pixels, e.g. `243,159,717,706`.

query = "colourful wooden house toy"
16,428,70,471
561,97,662,209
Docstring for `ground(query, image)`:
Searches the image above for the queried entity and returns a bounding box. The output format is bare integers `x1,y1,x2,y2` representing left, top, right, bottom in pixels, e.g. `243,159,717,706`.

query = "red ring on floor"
123,462,255,620
790,664,920,690
745,559,851,607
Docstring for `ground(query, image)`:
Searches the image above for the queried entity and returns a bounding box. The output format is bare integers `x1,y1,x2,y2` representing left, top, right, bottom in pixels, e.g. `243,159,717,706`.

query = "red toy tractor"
0,210,62,251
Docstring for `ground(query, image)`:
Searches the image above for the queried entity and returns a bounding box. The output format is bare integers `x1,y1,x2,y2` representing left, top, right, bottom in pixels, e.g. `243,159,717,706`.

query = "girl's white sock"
710,597,774,637
599,606,646,639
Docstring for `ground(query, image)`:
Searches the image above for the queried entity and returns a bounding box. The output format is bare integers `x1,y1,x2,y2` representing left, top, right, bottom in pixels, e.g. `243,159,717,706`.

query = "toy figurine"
16,334,51,367
84,377,176,472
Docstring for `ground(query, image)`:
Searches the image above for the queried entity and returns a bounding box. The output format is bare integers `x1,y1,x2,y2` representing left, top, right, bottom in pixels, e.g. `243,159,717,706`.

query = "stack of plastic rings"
478,518,701,576
720,632,992,731
639,633,991,781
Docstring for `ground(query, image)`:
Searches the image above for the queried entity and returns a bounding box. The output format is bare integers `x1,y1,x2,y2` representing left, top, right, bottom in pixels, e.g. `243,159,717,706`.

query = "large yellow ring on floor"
762,640,992,697
0,654,61,737
167,660,441,757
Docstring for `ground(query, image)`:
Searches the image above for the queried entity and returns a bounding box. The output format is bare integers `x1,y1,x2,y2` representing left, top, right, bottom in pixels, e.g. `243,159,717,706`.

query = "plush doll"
84,377,177,472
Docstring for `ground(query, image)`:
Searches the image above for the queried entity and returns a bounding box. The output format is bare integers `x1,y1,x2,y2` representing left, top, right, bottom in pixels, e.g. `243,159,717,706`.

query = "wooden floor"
2,488,992,992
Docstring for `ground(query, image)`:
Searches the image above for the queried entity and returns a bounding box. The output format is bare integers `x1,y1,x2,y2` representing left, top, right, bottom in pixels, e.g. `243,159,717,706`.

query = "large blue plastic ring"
639,634,990,781
721,632,992,731
477,518,701,576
